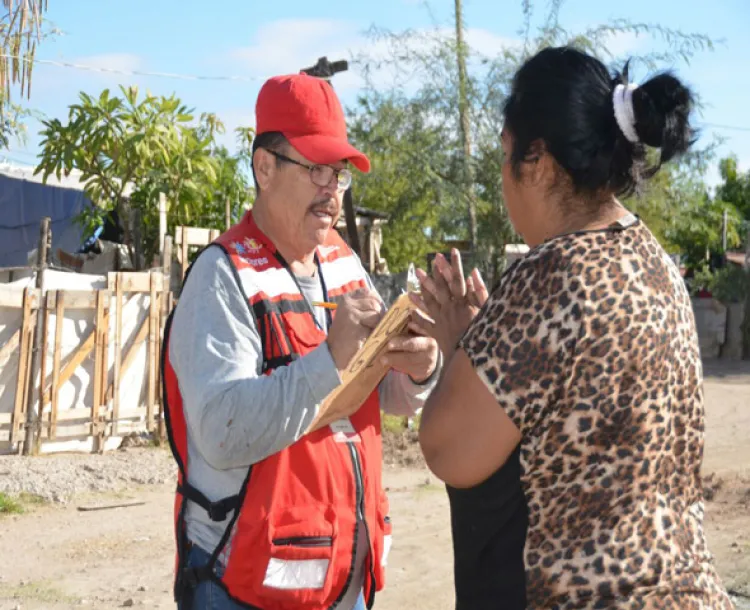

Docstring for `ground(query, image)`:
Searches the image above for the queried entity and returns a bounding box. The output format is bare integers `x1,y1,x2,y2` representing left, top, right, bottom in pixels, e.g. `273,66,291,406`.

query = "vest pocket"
259,510,340,605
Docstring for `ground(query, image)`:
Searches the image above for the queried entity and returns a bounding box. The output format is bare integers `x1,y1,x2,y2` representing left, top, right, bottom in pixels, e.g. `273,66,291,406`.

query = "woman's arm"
419,349,521,488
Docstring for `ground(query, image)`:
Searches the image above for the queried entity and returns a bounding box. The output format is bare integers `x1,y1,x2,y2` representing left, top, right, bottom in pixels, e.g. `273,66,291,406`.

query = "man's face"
262,145,347,252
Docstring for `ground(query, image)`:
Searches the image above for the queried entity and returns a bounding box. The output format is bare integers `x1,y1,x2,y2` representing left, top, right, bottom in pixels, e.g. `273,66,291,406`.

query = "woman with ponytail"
414,46,734,609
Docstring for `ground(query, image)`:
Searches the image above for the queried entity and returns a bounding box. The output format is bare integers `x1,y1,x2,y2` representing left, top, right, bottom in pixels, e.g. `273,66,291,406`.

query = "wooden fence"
0,269,172,454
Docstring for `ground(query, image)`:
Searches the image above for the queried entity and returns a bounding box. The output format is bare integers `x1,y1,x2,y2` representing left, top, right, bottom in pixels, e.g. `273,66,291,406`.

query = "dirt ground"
0,361,749,610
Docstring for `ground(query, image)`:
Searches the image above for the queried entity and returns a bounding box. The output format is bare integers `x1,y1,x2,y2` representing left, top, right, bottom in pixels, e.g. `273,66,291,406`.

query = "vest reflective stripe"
163,212,390,610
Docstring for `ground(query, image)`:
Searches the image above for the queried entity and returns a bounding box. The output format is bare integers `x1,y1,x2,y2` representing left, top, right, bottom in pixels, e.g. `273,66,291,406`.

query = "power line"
0,54,264,83
699,122,750,133
2,53,750,133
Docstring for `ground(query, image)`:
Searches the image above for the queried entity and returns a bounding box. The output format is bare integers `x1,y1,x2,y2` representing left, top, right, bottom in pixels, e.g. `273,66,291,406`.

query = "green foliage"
717,156,750,222
689,265,748,304
0,491,23,515
349,93,446,272
666,196,742,268
712,267,749,304
0,1,58,148
36,86,253,265
349,0,718,280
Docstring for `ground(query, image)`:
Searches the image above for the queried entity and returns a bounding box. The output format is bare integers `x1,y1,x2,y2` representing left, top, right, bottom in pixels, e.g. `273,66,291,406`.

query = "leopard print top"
460,219,734,609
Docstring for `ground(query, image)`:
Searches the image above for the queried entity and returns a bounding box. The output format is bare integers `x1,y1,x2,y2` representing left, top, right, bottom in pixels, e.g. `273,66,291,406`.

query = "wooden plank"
146,275,158,432
104,312,149,404
40,405,148,424
181,233,189,281
41,324,96,405
176,226,213,248
10,289,34,445
0,327,21,363
0,287,25,308
112,274,123,436
91,290,108,452
158,238,172,442
116,273,164,294
91,291,104,437
46,290,107,310
49,291,64,439
209,229,221,242
0,287,41,309
35,292,51,449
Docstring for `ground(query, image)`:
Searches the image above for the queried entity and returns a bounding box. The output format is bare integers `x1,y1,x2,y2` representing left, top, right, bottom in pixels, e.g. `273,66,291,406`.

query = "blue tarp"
0,168,90,267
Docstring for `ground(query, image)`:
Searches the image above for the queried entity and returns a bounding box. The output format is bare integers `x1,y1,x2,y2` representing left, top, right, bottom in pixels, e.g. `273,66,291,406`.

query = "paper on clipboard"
320,290,418,414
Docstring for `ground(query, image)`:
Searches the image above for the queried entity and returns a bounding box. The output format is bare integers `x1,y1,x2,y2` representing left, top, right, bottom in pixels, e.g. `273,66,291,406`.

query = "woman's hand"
410,249,489,357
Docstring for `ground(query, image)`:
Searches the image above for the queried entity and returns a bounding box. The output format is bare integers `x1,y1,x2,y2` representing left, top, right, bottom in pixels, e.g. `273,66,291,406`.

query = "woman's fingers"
471,268,489,306
407,309,436,337
415,268,442,317
432,254,455,305
449,249,467,299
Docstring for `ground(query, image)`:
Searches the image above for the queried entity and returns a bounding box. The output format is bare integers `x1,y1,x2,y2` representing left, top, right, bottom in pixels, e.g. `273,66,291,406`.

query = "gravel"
0,446,176,504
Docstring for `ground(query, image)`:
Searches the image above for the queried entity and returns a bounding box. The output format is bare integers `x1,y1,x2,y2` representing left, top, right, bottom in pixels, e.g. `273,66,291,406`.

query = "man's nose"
319,173,340,197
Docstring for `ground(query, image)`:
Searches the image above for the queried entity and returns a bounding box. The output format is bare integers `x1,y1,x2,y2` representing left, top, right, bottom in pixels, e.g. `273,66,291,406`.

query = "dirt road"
0,363,748,609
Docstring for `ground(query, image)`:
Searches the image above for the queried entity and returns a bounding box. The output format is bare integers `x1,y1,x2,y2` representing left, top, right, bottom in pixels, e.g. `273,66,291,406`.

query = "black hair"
502,46,696,199
251,131,289,193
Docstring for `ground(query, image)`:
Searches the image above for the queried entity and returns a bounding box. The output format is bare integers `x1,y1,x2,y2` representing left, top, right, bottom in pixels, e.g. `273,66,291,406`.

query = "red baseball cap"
255,74,371,173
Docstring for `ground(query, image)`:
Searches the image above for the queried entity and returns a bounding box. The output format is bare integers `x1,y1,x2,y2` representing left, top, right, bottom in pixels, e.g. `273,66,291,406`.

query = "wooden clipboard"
320,292,417,413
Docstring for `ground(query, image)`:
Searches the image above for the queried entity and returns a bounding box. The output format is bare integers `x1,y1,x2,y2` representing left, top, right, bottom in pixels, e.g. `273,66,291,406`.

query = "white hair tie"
613,83,639,144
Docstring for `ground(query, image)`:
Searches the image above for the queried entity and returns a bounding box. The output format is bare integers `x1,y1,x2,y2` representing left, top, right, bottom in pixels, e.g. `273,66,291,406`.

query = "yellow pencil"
312,301,338,310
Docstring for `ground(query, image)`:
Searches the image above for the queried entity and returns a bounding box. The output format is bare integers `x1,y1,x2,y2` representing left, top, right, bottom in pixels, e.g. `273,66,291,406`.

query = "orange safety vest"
161,212,392,609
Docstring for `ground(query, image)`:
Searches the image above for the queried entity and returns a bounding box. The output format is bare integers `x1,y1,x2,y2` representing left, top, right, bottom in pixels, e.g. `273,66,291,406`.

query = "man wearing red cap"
162,74,440,610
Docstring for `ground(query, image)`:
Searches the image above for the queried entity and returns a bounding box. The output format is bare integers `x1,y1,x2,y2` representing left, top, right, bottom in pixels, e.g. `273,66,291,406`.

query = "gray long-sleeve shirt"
169,245,436,609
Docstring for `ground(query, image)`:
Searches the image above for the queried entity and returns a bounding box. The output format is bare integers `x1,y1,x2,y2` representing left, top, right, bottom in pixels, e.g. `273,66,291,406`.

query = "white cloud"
70,53,143,73
31,52,145,96
215,109,255,151
465,28,521,57
227,19,521,95
229,19,359,80
602,31,644,58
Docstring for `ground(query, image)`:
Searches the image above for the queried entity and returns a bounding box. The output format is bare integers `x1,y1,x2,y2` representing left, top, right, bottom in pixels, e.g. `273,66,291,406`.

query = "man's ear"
253,148,276,191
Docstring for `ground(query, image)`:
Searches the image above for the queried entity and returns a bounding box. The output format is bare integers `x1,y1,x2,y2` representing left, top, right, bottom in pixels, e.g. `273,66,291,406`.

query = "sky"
4,0,750,187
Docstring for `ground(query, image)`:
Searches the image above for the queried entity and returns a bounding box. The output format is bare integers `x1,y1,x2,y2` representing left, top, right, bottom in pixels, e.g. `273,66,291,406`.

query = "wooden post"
146,273,158,432
112,273,123,436
159,236,173,440
34,292,51,454
104,313,149,403
49,290,64,439
454,0,478,262
159,193,168,261
742,225,750,359
11,289,34,447
23,217,51,455
92,290,106,450
180,233,189,283
133,208,142,271
226,198,232,230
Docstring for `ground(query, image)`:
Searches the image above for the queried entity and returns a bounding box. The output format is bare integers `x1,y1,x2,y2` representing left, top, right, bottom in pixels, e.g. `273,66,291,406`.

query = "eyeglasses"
265,149,352,191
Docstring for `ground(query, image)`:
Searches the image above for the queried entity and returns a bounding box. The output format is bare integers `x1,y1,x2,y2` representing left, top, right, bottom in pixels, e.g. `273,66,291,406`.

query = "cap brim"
285,133,371,173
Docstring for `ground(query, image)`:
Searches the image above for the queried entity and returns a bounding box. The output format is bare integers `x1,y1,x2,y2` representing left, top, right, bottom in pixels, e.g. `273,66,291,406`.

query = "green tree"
36,86,252,265
349,0,716,281
0,0,56,146
716,156,750,222
349,93,445,271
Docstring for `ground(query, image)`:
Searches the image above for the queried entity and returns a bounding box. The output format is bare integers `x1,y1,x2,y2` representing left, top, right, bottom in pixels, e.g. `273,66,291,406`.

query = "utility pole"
301,57,362,258
455,0,478,262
